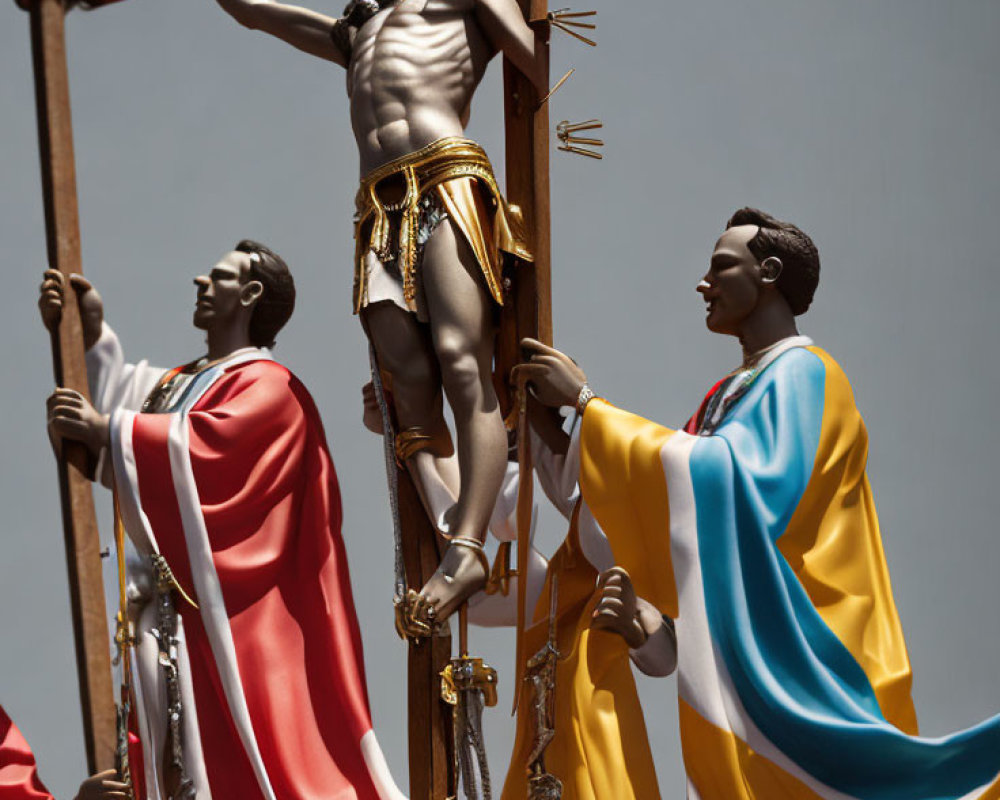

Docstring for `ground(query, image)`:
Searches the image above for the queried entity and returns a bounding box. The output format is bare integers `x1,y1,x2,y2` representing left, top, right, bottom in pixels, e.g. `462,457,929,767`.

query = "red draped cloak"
124,359,383,799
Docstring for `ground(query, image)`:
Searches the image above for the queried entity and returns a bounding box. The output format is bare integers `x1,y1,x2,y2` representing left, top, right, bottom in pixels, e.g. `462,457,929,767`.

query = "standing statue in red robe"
40,242,404,800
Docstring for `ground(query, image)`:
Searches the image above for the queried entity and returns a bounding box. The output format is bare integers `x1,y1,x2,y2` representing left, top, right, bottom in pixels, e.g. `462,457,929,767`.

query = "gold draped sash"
353,137,532,314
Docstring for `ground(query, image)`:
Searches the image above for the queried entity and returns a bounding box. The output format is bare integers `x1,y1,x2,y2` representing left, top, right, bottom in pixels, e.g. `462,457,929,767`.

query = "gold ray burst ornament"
556,119,604,159
547,8,597,47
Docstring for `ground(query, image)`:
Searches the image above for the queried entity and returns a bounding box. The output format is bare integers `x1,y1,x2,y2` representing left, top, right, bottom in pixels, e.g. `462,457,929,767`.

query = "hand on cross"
46,388,109,460
511,337,587,409
38,269,104,350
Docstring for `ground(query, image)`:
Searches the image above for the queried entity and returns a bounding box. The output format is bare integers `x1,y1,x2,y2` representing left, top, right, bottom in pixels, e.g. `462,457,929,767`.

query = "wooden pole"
399,471,454,800
23,0,116,773
504,0,552,346
400,2,551,794
500,0,551,718
495,0,551,421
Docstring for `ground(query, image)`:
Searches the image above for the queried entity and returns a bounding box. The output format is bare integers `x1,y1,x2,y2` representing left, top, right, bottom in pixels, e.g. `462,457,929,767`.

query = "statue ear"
241,280,264,308
759,257,783,285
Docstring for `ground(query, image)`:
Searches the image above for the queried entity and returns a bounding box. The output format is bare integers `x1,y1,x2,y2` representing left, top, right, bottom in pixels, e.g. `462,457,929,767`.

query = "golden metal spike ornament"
547,8,597,47
538,68,575,109
556,119,604,159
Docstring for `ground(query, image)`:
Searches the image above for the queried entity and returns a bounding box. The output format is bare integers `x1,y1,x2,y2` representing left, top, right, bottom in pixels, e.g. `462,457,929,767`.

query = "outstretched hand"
38,270,104,350
46,388,110,460
510,338,587,409
74,769,129,800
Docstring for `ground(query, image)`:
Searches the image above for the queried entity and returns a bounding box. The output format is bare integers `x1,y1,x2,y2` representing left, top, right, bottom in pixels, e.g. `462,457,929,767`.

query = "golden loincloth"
353,137,532,316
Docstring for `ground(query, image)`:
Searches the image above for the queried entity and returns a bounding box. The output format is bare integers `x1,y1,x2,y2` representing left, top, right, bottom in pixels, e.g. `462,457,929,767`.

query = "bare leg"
363,302,459,508
415,217,507,620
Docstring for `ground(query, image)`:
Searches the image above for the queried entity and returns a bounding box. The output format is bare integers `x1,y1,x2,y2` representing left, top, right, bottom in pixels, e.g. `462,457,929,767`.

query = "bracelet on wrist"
576,383,596,416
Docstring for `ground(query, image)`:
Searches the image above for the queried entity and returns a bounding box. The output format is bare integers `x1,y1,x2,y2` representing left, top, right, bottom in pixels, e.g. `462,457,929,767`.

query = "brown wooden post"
20,0,116,774
393,2,551,794
498,0,551,720
399,472,454,800
504,0,552,346
396,3,553,796
494,0,551,423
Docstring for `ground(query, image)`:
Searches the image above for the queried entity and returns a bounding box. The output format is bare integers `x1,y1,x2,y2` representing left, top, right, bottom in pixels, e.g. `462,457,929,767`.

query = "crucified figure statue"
213,0,545,630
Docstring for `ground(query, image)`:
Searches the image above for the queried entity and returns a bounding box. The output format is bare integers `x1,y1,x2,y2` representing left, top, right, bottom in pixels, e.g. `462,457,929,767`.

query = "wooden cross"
399,1,552,796
16,0,121,776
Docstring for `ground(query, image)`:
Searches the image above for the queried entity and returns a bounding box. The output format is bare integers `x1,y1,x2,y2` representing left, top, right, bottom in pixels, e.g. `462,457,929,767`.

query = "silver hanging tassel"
369,344,407,604
114,681,135,800
442,655,499,800
524,573,564,799
150,555,196,800
112,491,136,799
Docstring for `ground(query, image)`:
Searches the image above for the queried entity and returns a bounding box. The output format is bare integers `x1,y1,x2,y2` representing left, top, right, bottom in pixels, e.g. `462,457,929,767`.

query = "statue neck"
738,301,798,366
206,325,254,362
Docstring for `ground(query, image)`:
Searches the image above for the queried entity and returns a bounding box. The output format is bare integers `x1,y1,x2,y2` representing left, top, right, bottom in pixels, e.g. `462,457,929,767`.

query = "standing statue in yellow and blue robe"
514,207,1000,799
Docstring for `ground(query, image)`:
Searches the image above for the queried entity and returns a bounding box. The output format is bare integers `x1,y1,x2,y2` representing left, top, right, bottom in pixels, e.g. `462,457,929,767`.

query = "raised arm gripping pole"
18,0,119,773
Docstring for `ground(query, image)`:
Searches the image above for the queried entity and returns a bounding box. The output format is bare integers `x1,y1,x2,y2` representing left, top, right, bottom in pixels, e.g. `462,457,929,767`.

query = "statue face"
698,226,762,336
192,251,254,332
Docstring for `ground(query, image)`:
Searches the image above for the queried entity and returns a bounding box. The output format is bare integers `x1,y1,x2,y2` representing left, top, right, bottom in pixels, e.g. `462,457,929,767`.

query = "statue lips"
194,297,213,327
702,293,718,321
697,280,716,319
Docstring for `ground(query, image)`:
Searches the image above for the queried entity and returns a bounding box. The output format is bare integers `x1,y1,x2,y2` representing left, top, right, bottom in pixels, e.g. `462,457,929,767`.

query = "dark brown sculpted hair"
725,207,820,316
234,239,296,347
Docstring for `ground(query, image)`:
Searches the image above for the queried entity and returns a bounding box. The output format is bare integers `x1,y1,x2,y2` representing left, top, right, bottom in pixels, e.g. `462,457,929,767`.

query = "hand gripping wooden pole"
20,0,116,773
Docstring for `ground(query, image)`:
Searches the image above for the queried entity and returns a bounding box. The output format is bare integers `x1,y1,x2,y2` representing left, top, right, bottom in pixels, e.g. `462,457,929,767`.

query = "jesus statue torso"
348,0,495,174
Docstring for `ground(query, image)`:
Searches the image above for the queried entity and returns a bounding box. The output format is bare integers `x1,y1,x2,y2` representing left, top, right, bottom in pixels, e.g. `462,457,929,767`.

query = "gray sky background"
2,0,1000,796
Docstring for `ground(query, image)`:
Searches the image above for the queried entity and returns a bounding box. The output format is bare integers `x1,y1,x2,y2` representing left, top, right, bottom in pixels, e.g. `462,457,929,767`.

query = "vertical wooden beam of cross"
17,0,118,775
495,0,553,419
398,3,552,796
399,466,453,800
499,0,551,730
504,0,552,349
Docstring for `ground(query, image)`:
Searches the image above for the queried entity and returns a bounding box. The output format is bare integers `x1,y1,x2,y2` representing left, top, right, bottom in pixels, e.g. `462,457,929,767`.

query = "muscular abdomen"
349,2,492,174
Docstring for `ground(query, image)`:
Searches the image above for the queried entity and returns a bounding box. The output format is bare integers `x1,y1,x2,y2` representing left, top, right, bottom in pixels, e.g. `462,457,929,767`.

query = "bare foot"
418,538,489,626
